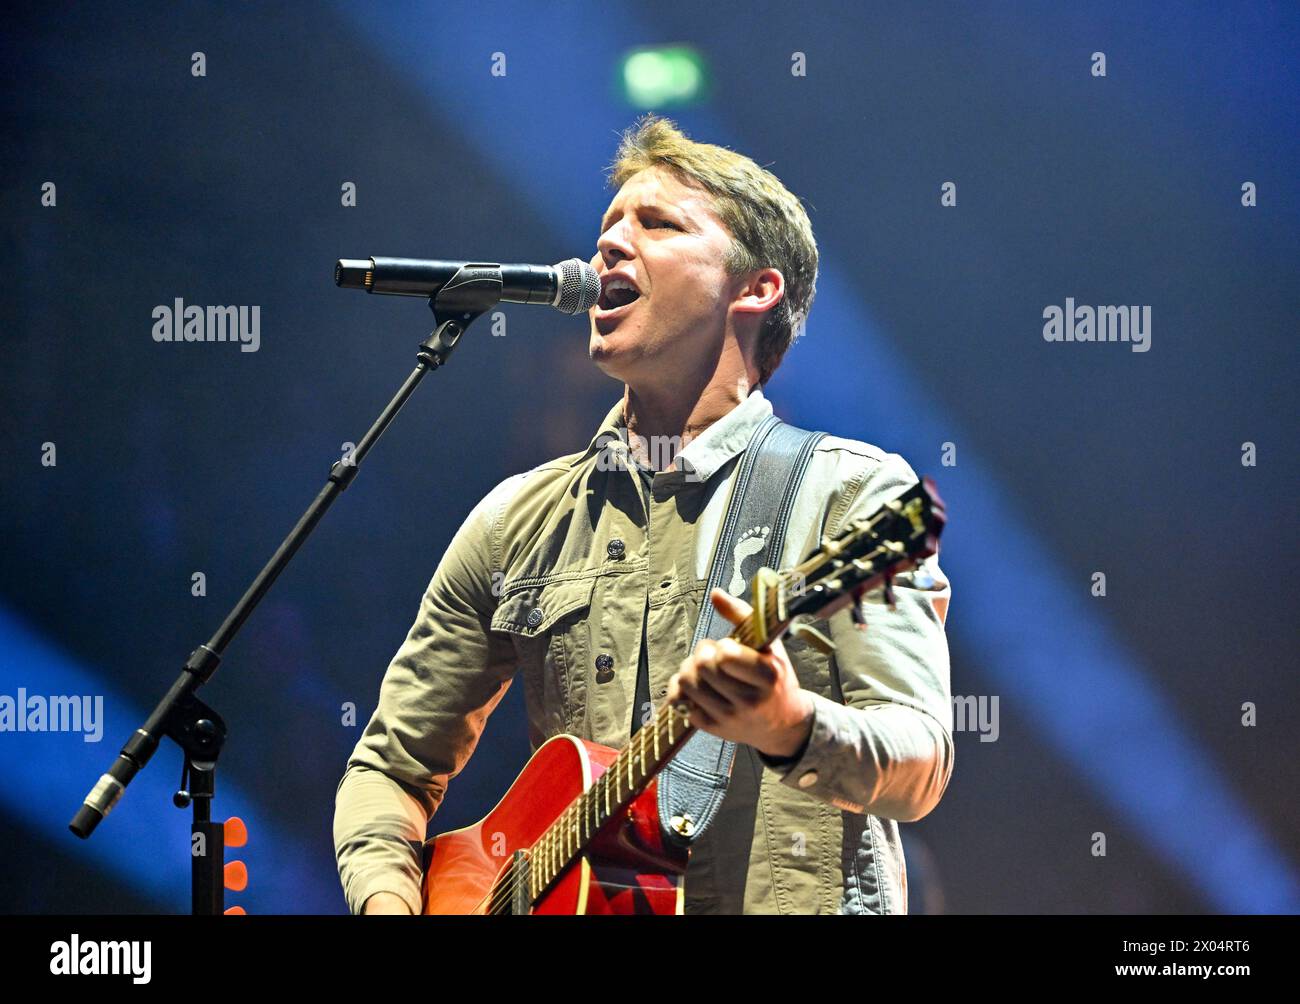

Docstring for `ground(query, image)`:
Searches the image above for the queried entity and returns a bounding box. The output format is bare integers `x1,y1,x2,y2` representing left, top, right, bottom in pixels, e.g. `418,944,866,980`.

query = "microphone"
335,256,600,315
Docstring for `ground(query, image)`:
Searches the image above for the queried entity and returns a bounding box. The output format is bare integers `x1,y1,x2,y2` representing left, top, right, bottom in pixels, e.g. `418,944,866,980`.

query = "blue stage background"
2,1,1296,913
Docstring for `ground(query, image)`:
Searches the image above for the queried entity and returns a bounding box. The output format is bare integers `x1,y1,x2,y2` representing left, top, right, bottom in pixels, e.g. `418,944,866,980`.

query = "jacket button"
526,608,544,628
797,770,818,789
606,538,626,559
594,653,615,682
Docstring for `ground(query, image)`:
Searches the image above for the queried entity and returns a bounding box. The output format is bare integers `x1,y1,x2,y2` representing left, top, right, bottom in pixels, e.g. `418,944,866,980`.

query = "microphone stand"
70,273,499,914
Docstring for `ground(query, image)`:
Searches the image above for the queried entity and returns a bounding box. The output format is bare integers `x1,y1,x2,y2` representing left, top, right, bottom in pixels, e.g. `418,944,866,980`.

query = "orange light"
223,816,248,848
223,860,248,892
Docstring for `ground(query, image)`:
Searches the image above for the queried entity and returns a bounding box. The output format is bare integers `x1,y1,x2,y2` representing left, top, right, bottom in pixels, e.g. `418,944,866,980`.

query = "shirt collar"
578,386,773,491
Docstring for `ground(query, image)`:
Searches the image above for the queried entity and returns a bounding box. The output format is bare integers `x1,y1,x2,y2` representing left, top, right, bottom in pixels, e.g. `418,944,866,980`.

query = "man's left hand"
666,587,815,759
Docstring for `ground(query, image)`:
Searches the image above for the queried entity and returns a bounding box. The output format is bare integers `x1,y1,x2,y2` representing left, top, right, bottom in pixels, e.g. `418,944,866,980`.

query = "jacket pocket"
492,573,598,740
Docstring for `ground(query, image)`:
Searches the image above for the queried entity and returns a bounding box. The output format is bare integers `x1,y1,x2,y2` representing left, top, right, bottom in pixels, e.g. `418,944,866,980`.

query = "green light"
618,46,709,109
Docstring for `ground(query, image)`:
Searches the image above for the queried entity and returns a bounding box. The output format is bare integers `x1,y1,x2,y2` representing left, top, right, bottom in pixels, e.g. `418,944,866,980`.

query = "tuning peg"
223,816,248,848
223,860,248,892
223,906,246,916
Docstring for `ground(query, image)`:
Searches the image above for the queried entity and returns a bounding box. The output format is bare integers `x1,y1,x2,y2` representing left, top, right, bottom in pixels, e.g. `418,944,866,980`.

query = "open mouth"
596,277,643,315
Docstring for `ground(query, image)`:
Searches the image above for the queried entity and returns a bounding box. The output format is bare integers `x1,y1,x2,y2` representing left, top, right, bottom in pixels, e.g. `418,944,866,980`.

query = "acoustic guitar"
420,477,946,914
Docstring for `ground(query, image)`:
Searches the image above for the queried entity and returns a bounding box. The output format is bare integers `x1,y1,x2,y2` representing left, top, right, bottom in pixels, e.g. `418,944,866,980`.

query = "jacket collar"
579,386,773,490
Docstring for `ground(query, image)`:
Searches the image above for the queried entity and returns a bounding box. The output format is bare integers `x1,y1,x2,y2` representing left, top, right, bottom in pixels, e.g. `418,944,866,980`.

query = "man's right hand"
362,891,413,915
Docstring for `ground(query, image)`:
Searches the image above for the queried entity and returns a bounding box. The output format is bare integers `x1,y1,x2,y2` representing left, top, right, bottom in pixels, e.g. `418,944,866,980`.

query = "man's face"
588,166,739,385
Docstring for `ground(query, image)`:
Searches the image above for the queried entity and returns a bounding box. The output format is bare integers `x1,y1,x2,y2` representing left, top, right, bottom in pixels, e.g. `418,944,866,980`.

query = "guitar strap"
656,413,825,845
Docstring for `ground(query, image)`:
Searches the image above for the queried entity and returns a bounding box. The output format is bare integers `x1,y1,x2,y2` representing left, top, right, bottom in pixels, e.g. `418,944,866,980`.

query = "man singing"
334,115,954,915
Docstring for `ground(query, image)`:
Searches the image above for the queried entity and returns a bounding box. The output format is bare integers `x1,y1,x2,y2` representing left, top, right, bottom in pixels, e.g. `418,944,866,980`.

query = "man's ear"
731,267,785,320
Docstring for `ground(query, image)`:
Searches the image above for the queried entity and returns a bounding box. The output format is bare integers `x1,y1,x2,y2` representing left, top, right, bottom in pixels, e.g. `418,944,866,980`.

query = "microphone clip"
418,266,499,369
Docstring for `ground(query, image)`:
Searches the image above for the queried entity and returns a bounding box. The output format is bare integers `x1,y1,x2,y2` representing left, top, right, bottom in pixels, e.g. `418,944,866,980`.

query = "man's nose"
597,224,634,267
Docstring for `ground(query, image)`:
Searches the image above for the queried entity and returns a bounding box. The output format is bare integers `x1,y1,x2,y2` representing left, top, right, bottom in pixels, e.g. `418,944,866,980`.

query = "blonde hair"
606,115,818,384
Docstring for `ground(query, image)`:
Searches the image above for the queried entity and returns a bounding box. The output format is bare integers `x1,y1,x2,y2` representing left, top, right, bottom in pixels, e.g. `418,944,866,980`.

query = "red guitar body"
420,735,689,915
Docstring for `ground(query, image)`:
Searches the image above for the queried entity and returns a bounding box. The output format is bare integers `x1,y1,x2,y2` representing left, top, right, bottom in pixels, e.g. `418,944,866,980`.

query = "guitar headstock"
758,477,946,642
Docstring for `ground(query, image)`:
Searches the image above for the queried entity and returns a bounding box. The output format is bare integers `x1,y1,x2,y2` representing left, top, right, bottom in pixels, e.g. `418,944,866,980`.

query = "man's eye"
648,218,679,230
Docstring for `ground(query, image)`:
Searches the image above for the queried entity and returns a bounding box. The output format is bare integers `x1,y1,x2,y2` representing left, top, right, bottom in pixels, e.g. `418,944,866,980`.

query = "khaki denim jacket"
334,387,954,915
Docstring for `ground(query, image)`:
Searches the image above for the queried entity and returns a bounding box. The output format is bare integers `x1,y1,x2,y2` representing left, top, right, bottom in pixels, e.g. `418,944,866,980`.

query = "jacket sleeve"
755,452,954,823
332,478,519,915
